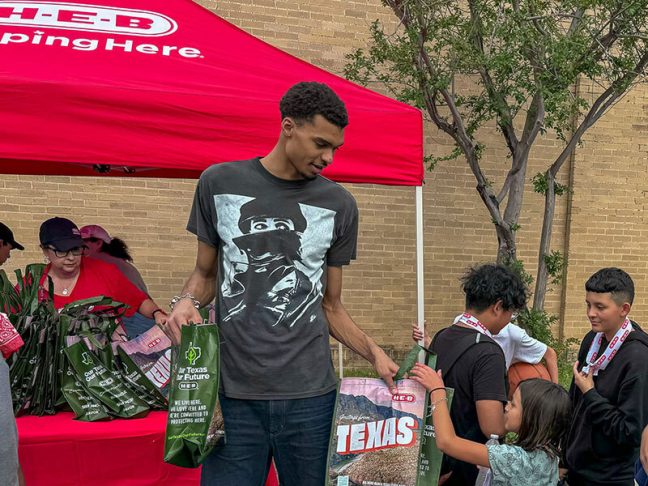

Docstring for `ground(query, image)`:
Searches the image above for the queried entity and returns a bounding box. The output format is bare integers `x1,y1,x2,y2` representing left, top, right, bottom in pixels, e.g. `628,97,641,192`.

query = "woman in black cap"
38,217,167,334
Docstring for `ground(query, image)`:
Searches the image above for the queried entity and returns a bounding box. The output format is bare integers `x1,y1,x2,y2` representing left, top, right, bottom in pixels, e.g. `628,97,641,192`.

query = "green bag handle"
61,295,127,313
76,329,106,350
394,343,437,381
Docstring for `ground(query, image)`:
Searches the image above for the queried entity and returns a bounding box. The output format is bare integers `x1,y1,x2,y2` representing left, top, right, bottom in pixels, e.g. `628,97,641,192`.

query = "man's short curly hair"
461,263,528,312
280,82,348,128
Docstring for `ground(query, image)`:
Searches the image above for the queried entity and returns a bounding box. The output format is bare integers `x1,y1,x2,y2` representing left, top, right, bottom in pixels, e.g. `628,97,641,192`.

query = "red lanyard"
583,318,633,376
454,313,492,337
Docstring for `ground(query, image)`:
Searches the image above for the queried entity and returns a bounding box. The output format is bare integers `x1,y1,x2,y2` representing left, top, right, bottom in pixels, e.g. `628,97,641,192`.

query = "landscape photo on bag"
117,325,173,397
327,378,427,486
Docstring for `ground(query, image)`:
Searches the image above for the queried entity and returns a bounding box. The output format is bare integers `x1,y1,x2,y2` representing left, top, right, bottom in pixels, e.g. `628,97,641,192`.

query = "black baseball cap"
39,217,84,252
0,222,24,250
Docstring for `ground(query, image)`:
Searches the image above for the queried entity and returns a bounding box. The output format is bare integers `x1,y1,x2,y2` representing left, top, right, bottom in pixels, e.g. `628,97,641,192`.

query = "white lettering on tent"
336,417,417,455
0,29,203,58
0,2,177,37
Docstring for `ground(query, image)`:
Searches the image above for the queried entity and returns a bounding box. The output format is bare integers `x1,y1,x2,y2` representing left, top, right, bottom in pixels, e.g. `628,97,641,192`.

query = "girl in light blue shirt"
410,367,571,486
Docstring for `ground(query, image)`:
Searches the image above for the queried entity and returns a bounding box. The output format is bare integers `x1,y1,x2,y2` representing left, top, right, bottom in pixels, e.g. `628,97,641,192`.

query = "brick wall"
1,0,646,370
561,80,648,339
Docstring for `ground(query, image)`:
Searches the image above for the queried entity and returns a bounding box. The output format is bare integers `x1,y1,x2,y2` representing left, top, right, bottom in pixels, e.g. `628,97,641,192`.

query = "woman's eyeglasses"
47,247,84,258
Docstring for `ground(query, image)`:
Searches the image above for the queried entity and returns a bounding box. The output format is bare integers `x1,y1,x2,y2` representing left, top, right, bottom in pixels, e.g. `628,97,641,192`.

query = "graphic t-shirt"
188,158,358,399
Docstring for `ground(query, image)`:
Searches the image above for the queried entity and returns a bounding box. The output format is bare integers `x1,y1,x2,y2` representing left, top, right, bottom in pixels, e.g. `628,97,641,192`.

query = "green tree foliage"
346,0,648,312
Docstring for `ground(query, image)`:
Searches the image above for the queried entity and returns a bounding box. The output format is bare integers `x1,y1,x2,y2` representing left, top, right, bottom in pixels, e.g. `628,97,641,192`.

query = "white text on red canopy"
0,2,203,58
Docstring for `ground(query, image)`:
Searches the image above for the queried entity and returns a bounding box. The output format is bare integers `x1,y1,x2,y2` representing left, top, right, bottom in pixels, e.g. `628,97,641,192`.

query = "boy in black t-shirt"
428,263,527,485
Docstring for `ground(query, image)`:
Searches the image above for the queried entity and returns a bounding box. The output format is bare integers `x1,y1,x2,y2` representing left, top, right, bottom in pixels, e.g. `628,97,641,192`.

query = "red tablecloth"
17,411,279,486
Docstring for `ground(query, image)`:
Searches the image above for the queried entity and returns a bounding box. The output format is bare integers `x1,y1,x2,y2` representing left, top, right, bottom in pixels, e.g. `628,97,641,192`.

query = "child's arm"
409,363,490,468
543,345,559,384
411,322,432,348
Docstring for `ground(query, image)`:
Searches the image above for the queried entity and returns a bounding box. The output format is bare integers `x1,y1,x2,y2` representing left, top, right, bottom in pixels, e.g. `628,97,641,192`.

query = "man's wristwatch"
169,293,201,310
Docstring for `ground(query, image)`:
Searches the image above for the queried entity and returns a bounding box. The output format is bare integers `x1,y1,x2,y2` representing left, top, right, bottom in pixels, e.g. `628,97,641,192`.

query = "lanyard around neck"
582,318,633,376
454,313,492,337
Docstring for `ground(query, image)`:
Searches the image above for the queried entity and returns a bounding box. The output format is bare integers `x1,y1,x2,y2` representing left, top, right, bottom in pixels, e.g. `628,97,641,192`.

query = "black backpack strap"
431,327,498,376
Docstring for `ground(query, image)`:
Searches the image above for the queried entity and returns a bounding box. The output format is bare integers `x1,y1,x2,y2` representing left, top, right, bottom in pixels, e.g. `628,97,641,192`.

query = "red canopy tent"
0,0,423,185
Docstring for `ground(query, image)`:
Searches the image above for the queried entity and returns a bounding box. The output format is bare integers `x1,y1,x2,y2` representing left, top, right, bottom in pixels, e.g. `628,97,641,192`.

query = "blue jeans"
637,460,648,486
201,390,336,486
121,312,155,338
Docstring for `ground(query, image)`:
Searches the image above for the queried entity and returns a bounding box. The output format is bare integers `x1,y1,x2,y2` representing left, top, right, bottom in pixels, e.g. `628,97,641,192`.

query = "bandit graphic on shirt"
214,195,335,328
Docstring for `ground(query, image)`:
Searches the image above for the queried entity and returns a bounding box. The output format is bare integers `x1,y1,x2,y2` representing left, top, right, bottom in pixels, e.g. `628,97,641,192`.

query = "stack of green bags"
0,264,167,421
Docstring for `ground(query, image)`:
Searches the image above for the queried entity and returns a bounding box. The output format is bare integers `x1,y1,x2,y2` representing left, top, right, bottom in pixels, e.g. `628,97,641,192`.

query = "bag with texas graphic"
326,345,453,486
163,323,224,468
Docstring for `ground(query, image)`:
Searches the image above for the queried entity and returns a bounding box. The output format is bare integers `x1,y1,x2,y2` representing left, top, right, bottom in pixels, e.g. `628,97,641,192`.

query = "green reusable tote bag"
164,323,223,468
416,352,454,485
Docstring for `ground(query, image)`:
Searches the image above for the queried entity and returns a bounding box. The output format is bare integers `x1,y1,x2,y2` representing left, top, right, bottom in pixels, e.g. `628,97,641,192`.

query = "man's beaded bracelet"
169,293,201,310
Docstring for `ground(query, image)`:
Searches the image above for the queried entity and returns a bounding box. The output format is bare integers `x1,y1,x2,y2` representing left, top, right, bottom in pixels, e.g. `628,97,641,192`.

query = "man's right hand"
164,298,202,345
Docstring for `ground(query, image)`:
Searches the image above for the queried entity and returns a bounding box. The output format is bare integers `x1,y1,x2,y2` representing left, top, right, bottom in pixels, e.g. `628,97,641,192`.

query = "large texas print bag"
326,377,433,486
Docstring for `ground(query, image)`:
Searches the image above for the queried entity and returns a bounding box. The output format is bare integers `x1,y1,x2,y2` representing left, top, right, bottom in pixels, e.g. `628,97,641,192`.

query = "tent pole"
339,185,424,378
416,185,425,362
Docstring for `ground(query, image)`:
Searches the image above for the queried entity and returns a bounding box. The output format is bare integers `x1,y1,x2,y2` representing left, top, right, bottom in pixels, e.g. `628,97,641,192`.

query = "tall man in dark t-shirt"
165,82,399,486
430,264,527,485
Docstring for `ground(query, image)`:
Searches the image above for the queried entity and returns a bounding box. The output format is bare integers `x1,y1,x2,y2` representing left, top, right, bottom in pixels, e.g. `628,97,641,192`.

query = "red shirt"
41,257,148,316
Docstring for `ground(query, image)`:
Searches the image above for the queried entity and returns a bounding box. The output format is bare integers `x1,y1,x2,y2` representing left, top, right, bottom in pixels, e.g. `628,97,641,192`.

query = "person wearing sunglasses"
37,217,167,332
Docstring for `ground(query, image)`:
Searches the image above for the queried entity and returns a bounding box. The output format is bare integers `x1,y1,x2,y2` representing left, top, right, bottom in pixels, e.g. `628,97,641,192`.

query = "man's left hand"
573,360,594,394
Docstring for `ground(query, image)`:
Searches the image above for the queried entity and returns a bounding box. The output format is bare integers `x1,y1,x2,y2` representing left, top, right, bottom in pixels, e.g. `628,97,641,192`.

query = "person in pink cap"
80,224,148,293
80,224,156,337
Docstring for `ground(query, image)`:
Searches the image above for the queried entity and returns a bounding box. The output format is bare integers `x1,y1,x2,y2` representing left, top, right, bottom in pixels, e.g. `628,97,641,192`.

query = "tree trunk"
495,223,517,265
533,170,556,310
497,153,529,266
